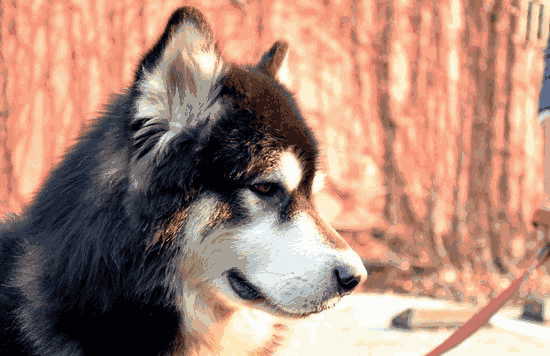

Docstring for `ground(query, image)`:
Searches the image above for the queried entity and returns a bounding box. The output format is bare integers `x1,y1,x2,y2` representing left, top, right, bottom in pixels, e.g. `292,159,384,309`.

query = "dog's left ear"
132,7,225,164
257,41,290,86
127,7,225,212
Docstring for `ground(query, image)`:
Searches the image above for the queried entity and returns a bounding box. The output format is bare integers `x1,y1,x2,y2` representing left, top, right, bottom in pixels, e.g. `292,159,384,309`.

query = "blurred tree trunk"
0,5,14,212
0,0,547,300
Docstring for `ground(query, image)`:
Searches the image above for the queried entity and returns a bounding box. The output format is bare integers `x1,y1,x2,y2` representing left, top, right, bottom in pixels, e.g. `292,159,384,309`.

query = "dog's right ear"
132,7,225,165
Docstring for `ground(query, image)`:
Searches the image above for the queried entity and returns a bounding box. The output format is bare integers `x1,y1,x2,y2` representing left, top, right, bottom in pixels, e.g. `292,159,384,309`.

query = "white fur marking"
279,151,303,192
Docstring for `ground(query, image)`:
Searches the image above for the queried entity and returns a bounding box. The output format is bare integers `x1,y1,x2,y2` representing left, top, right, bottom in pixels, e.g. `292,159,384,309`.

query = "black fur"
0,7,318,356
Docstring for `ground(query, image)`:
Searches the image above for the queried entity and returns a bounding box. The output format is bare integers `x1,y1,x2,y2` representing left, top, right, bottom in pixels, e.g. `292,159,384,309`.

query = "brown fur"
257,41,289,78
151,208,190,246
309,208,350,250
152,198,233,246
199,201,233,243
221,67,317,190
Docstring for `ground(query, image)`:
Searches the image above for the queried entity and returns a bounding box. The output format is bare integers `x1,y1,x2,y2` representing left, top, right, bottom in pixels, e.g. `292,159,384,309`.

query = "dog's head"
127,7,367,318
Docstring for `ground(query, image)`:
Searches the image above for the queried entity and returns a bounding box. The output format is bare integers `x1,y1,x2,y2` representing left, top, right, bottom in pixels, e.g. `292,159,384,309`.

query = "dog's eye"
250,182,280,197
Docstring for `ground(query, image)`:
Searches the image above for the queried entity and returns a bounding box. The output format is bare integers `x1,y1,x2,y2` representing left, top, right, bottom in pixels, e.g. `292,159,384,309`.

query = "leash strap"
424,243,550,356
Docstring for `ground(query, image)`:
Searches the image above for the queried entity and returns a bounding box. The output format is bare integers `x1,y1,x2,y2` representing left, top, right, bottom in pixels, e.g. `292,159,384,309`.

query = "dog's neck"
174,288,288,356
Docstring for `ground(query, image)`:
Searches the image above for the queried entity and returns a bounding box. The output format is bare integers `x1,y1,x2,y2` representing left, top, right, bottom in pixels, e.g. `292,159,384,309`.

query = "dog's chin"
265,298,338,320
226,268,339,319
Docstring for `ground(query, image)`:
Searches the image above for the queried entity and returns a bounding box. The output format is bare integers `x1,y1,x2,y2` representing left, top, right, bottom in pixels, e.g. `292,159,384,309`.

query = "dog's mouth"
226,268,338,319
227,268,264,301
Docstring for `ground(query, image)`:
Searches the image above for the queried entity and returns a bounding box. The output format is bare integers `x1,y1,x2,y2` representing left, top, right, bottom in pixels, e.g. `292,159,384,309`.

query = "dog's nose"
334,265,362,295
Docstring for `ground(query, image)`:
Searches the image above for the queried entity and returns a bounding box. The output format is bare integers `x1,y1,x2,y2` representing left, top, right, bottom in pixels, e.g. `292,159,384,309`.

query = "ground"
280,293,550,355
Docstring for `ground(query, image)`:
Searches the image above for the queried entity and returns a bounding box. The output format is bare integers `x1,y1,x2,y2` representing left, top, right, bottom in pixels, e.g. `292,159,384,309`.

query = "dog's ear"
257,41,290,86
127,7,225,221
132,7,225,164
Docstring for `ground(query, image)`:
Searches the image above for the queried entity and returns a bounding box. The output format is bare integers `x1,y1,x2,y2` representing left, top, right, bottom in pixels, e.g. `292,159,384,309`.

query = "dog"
0,7,367,356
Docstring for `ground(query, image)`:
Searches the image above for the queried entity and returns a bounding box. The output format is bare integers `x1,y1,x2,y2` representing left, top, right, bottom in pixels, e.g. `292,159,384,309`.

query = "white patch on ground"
279,293,550,355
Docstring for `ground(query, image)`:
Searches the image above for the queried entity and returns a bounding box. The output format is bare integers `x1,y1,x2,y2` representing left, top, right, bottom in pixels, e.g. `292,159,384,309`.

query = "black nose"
334,266,362,295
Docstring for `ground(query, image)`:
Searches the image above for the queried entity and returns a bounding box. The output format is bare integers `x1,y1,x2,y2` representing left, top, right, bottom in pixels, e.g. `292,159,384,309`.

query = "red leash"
425,243,550,356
